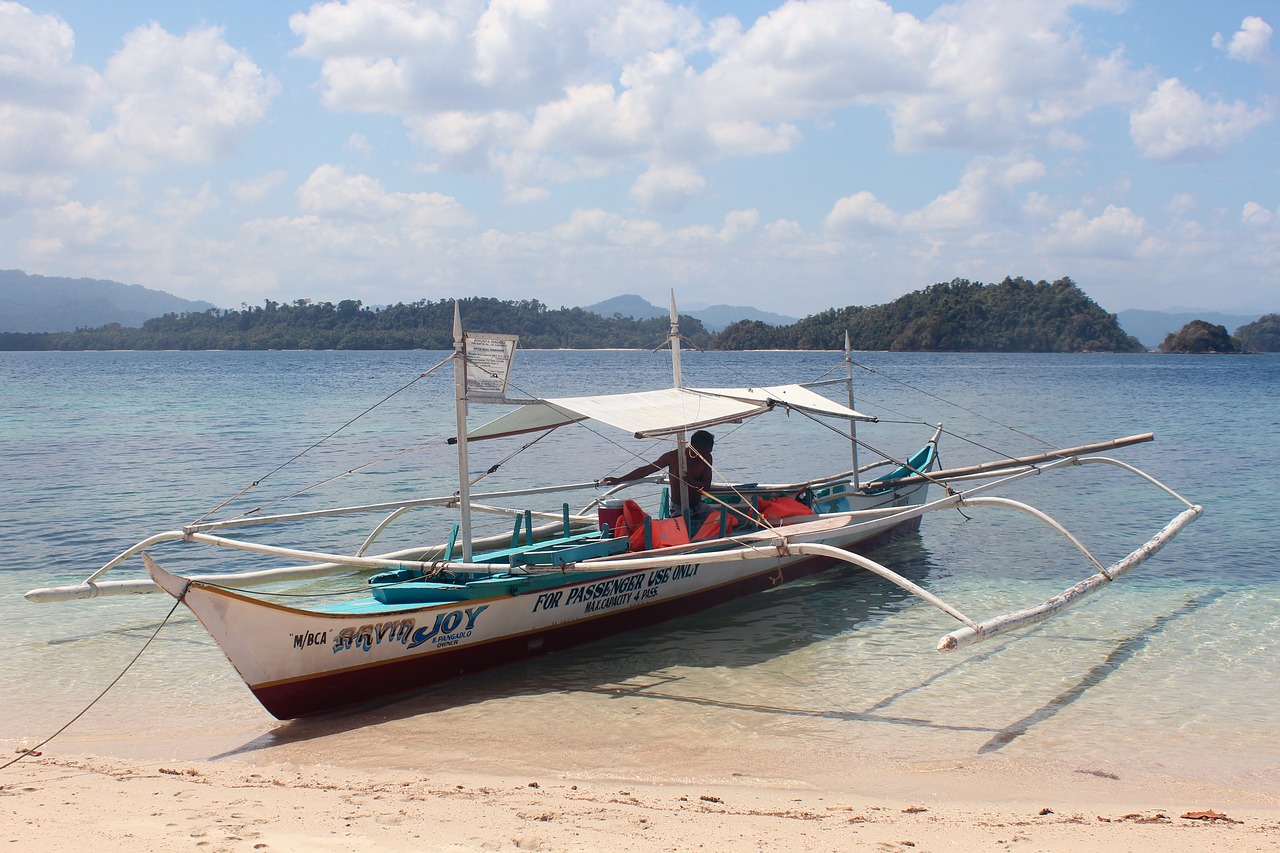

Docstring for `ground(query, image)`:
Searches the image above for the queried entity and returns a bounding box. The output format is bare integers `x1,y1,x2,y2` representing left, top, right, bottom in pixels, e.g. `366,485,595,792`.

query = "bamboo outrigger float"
24,295,1202,719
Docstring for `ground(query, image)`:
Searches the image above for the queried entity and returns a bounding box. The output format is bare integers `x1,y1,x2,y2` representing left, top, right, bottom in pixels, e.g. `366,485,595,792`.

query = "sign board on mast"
463,333,518,399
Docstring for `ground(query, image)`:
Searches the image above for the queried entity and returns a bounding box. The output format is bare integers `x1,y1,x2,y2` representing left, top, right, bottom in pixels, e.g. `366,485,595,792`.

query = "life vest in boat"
756,495,815,525
692,509,739,541
648,517,690,549
613,499,646,542
616,499,692,551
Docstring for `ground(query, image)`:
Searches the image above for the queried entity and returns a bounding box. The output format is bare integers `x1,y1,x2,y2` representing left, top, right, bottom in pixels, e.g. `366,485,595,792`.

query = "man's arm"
600,463,657,486
600,450,675,486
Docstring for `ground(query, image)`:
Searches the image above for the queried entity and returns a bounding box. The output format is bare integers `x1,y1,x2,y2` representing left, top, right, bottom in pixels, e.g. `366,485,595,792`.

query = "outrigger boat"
25,297,1202,720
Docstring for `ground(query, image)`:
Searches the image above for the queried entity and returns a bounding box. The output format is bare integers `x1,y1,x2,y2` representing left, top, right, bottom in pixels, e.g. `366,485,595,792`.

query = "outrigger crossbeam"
24,445,1201,656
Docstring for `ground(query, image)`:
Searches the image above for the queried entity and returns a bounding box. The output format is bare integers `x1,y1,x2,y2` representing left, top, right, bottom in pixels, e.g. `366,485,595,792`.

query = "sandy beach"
5,745,1278,852
6,681,1279,853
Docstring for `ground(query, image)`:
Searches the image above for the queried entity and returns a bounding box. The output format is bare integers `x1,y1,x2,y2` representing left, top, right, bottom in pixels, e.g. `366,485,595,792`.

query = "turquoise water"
1,349,1276,795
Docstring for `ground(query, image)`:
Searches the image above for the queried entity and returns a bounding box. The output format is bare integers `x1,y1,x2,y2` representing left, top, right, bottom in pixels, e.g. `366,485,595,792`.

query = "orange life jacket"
616,499,693,551
692,509,739,541
756,495,815,524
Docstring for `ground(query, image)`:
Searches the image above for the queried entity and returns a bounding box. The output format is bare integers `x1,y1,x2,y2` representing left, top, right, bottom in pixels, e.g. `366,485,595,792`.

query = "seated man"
600,430,715,522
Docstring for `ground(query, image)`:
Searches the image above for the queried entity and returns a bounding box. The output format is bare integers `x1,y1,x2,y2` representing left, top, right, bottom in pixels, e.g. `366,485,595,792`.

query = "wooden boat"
25,297,1202,719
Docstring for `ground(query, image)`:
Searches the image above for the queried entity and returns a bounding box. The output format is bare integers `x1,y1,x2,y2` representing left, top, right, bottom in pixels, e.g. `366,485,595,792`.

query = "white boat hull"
146,487,929,719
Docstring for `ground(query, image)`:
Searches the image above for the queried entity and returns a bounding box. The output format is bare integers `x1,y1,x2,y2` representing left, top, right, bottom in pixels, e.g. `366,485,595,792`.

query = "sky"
1,0,1277,317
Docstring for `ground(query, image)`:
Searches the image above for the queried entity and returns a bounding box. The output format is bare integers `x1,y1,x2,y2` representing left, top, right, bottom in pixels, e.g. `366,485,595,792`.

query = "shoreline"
5,743,1278,852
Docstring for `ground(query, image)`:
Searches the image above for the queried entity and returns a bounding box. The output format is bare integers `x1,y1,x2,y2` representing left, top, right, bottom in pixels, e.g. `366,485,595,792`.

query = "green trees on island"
1233,314,1280,352
1158,320,1242,354
0,276,1154,353
1,297,712,352
716,276,1143,352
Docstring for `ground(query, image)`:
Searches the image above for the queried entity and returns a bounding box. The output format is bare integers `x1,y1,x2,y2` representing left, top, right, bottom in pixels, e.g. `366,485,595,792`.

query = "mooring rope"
0,594,186,772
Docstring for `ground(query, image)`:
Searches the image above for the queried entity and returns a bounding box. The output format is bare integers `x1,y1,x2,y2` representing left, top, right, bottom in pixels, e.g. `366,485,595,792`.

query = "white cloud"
904,155,1045,232
885,0,1144,151
718,208,759,243
157,183,219,222
1242,201,1274,226
102,24,279,168
0,4,99,174
1165,193,1196,216
297,164,471,228
288,0,1146,202
230,170,287,205
630,165,707,212
0,171,73,219
825,191,899,234
1129,78,1273,160
290,0,699,114
0,10,276,180
1043,203,1153,258
408,111,530,175
1213,16,1274,63
347,133,373,156
30,199,141,253
552,207,663,246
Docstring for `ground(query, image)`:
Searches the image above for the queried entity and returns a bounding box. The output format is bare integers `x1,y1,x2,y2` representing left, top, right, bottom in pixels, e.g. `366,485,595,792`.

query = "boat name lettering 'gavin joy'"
321,607,490,655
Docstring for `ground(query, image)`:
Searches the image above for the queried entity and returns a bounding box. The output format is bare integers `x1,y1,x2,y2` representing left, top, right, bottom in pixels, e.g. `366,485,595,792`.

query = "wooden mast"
844,330,860,491
669,291,690,521
453,301,473,561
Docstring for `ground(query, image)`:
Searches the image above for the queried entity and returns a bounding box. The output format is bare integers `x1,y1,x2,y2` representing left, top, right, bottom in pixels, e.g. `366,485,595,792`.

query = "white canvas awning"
461,384,874,442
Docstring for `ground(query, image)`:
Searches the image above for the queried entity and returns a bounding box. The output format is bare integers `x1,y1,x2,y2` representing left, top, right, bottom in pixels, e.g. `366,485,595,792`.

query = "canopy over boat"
460,384,876,442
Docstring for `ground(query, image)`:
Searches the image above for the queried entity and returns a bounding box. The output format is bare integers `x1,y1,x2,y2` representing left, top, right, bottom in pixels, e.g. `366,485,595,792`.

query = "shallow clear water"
1,349,1276,795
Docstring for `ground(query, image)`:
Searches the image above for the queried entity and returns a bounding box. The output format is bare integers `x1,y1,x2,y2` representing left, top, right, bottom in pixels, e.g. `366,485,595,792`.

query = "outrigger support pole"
788,542,978,628
937,503,1202,651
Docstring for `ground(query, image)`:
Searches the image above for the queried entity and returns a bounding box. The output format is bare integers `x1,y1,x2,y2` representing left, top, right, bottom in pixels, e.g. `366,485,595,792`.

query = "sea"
1,348,1276,797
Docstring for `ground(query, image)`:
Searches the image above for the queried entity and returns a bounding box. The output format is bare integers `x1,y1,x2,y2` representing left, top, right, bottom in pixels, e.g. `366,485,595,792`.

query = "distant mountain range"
583,294,797,333
1114,308,1261,349
0,270,214,333
2,269,1269,347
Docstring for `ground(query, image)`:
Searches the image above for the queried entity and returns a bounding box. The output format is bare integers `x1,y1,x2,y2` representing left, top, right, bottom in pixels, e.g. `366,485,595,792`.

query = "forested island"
0,276,1146,352
715,276,1140,352
1234,314,1280,352
1157,320,1243,354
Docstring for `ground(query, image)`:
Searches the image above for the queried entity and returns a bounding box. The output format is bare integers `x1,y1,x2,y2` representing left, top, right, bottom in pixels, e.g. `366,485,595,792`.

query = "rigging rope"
228,436,454,520
842,357,1062,450
193,354,453,525
0,594,186,772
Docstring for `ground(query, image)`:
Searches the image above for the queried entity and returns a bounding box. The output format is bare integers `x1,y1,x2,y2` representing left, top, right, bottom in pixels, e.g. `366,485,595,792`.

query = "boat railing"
27,449,1202,658
24,479,627,603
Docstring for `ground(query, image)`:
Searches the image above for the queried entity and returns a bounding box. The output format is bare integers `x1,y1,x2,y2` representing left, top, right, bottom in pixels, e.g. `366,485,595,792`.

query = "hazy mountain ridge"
584,294,797,333
1115,308,1261,349
0,270,214,332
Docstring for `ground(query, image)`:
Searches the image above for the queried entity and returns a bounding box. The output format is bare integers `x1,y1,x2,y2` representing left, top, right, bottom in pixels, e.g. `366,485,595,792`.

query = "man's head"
690,430,714,451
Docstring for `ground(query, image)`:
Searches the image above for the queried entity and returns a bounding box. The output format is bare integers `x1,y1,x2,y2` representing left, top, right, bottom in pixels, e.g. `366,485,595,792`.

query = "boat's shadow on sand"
213,537,1224,761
